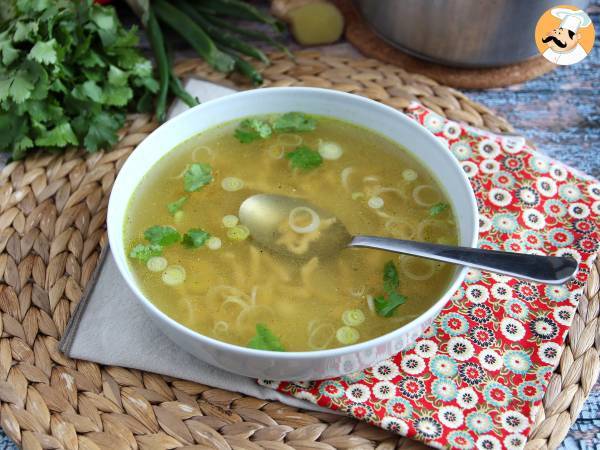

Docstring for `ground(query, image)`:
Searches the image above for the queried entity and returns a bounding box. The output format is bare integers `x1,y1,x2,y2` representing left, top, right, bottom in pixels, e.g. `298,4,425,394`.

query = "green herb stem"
146,11,169,122
176,0,269,64
153,0,235,73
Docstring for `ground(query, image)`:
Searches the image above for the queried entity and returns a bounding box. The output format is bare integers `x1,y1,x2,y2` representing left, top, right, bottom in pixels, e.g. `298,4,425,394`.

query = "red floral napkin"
259,104,600,450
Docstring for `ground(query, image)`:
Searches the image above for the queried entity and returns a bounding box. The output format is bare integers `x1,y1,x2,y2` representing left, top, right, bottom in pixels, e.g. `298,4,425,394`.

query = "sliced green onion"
368,196,384,209
336,326,360,345
342,309,365,327
207,236,222,250
222,215,239,228
289,206,320,234
174,210,184,223
146,256,167,272
162,265,186,286
221,176,244,191
402,169,418,181
318,141,343,160
214,320,229,334
227,225,250,241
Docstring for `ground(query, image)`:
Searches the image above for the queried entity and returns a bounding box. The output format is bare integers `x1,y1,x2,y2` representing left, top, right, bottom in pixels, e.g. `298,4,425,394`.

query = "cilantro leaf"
28,39,57,65
0,37,20,65
375,261,408,317
167,196,187,215
102,85,133,107
184,163,213,192
182,229,211,248
374,292,407,318
81,111,123,152
129,243,163,263
234,119,272,143
13,21,39,42
72,80,103,103
248,324,285,351
35,122,78,147
0,0,157,157
144,225,181,246
285,146,323,170
108,65,128,86
429,202,450,217
382,260,399,293
9,71,34,103
273,112,316,133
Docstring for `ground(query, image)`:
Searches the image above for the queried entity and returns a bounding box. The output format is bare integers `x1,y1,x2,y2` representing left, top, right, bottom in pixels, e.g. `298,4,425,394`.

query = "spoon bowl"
239,194,352,259
240,193,578,285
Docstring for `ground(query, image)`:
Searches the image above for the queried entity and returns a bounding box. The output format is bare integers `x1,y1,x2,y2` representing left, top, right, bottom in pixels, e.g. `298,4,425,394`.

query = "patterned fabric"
259,104,600,450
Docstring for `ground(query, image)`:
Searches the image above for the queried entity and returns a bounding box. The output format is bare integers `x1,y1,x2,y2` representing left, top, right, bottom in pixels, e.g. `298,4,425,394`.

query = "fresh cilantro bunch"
0,0,158,159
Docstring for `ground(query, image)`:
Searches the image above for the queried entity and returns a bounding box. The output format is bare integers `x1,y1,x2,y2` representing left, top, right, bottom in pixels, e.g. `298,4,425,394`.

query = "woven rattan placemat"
0,52,597,450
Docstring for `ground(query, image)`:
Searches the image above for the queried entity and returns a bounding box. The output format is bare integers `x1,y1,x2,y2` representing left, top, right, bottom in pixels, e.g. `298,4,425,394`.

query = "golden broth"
125,115,458,352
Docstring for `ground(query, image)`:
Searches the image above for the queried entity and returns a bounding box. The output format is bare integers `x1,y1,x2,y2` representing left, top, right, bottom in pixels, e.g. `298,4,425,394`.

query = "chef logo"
535,5,595,66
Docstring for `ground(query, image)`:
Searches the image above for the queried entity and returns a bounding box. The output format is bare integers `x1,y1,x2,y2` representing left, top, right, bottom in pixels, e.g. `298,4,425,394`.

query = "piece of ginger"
271,0,344,46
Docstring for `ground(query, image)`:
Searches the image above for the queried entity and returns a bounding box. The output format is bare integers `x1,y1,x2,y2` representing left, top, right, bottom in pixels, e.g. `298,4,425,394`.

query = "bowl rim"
107,86,479,359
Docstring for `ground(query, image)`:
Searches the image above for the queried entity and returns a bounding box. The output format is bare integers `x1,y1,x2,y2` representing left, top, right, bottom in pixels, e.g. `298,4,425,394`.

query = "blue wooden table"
0,3,598,449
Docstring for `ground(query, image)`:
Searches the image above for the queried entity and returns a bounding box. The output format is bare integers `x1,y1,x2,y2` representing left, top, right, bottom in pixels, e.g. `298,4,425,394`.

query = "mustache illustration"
542,35,567,48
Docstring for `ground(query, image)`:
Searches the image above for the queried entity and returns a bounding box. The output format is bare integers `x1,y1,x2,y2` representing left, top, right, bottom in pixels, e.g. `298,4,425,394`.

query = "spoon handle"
350,236,578,285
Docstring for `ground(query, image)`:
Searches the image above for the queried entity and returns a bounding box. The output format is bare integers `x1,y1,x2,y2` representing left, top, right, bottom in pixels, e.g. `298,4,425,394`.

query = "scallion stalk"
153,0,235,73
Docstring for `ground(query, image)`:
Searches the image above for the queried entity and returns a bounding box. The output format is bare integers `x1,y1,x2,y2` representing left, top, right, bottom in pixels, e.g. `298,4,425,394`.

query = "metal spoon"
239,194,578,285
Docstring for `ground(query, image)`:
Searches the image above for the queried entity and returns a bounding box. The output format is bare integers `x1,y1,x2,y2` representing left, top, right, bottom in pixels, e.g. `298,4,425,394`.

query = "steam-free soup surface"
125,114,458,352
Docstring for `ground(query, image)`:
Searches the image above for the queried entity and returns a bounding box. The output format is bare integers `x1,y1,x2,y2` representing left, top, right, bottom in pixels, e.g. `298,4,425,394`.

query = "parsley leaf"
182,229,211,248
144,226,181,246
167,196,187,215
285,146,323,170
248,324,285,351
374,261,407,317
273,112,316,132
129,243,163,263
429,202,450,216
184,163,213,192
374,292,407,318
234,118,272,143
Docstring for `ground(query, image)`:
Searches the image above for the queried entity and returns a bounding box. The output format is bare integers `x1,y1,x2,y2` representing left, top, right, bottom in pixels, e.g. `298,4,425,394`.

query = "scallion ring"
336,326,360,345
342,309,365,326
162,265,186,286
221,177,244,192
288,206,320,234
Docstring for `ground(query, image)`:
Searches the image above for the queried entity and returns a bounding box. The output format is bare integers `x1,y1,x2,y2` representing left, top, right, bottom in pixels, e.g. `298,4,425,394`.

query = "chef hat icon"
551,8,592,33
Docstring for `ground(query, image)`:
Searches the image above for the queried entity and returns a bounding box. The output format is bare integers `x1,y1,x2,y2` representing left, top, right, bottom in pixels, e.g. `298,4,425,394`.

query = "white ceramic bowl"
107,87,478,381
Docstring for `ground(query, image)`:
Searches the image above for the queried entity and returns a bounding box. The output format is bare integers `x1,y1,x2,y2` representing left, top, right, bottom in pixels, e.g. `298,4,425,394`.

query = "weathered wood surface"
0,2,597,449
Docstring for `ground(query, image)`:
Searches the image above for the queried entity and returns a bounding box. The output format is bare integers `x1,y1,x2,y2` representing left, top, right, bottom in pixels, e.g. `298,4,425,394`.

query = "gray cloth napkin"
59,79,329,413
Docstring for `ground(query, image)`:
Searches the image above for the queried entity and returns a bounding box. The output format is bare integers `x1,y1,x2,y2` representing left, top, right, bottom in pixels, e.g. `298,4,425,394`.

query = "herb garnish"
233,112,316,143
129,243,162,263
285,145,323,170
374,261,407,317
234,118,272,143
144,225,181,246
167,196,187,215
248,324,285,351
182,228,211,248
429,202,450,217
273,112,316,132
183,163,213,192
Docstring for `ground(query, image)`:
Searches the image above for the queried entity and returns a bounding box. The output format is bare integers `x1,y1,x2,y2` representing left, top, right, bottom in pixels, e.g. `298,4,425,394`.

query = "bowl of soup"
107,87,478,380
